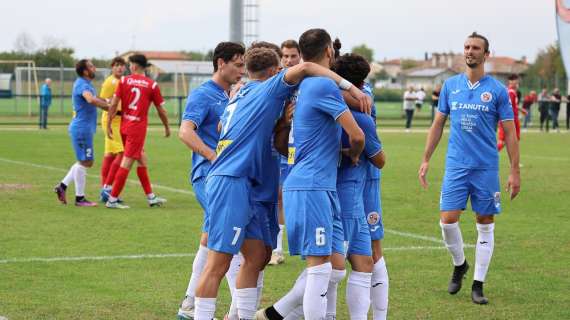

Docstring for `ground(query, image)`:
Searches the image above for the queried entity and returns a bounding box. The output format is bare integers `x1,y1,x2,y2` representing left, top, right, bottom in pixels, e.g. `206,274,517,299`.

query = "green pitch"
0,127,568,319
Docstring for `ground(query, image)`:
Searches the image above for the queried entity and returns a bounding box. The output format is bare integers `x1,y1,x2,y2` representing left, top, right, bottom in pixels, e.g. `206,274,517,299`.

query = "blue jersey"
69,77,97,134
252,143,281,202
284,77,348,191
280,90,299,167
362,82,381,180
438,74,514,169
182,80,229,183
338,110,383,181
209,70,296,185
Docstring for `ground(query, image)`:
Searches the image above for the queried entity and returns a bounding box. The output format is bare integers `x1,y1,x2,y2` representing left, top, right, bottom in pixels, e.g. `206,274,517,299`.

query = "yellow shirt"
100,75,121,127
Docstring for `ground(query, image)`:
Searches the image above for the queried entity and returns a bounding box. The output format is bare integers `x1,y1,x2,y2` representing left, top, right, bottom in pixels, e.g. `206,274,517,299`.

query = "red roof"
121,51,188,61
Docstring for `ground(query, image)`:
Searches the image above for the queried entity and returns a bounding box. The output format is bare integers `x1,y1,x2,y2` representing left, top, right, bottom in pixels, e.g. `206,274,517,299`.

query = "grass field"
1,126,569,319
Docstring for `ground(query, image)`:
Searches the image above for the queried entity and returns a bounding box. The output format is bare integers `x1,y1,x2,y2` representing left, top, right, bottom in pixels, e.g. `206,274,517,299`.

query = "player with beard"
418,32,521,304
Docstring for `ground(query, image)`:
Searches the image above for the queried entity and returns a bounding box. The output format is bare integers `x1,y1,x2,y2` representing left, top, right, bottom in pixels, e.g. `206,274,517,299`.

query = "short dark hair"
245,47,280,74
213,42,245,72
299,28,332,61
249,41,282,58
75,59,90,77
281,39,300,53
332,53,370,88
129,54,150,68
333,38,342,59
468,32,490,53
508,74,519,81
111,57,126,67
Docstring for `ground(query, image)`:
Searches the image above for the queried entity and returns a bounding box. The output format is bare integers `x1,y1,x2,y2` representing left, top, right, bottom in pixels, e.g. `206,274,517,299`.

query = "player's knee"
476,214,494,224
440,211,461,224
200,233,208,246
80,160,93,168
203,259,231,279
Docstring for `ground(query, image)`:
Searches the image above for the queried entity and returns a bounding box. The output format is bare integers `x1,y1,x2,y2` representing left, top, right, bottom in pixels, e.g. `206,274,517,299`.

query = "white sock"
147,192,156,199
371,257,389,320
440,221,466,266
474,223,495,282
303,263,332,320
326,269,346,319
275,224,284,254
236,287,258,320
256,271,264,309
74,164,87,197
103,184,111,190
274,270,307,316
194,297,216,320
184,245,209,312
62,163,77,186
226,254,242,319
346,271,372,320
284,305,304,320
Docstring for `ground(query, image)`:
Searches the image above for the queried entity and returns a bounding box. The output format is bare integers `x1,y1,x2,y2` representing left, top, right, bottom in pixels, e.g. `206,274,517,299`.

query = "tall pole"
230,0,244,43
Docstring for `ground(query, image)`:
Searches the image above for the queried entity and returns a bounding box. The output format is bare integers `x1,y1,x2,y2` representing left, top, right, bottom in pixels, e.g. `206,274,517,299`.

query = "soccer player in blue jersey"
54,59,110,206
177,42,246,320
418,32,521,305
193,42,368,320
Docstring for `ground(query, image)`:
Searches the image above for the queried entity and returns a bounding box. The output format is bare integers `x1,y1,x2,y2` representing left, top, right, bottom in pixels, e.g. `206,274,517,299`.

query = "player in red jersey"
497,74,525,151
105,54,170,209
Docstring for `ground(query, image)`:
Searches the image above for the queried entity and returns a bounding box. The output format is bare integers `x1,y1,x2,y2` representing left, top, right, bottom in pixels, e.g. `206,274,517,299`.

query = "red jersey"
114,74,164,136
508,87,519,120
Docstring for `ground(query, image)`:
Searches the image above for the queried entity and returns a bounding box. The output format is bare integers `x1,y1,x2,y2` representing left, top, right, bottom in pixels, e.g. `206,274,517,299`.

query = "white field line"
384,228,475,248
0,245,474,264
0,157,194,196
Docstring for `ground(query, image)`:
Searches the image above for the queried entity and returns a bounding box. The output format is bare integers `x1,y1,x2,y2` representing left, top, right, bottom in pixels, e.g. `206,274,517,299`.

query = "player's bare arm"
337,111,365,165
369,150,386,169
342,90,373,115
418,112,447,188
178,121,217,162
106,95,120,139
82,91,109,111
501,120,521,200
273,102,294,156
155,104,170,138
283,62,371,112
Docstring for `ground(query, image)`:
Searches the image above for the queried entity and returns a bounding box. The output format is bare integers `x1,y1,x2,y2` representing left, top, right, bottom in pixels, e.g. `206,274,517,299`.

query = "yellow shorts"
101,113,123,154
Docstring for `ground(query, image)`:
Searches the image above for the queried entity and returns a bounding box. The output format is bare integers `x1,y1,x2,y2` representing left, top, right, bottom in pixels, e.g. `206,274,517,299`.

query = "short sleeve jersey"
115,74,165,136
362,83,381,180
182,80,229,183
283,77,348,191
208,70,296,185
69,77,98,134
438,74,514,169
100,75,121,123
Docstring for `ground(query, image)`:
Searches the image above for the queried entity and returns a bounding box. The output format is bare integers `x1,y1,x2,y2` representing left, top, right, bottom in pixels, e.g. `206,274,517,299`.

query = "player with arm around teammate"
418,32,521,305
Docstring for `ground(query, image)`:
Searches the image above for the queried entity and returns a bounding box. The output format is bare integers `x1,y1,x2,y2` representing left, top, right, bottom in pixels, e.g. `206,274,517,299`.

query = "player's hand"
107,126,113,140
230,81,245,99
341,148,360,166
418,161,429,189
506,168,521,200
164,126,171,138
347,86,372,115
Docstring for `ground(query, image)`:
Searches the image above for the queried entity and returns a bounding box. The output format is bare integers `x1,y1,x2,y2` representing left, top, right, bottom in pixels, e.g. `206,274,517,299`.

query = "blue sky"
0,0,558,62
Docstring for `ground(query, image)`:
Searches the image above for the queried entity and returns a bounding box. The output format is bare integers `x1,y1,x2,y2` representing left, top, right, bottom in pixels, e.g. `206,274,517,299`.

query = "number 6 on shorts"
315,227,326,246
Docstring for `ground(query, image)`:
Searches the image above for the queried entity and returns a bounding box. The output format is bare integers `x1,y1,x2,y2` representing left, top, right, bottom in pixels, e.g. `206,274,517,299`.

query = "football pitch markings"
0,156,477,264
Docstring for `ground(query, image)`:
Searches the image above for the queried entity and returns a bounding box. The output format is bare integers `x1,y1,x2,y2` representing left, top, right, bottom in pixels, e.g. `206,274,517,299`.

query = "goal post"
0,60,39,116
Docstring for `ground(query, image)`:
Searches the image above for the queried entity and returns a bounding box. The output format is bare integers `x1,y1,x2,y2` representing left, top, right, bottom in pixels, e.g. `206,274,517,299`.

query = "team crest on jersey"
494,192,501,208
367,212,380,225
480,92,493,103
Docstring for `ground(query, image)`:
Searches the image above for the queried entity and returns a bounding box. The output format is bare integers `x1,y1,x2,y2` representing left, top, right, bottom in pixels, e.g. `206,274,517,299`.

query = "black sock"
76,196,85,202
265,306,284,320
472,280,484,291
60,183,67,191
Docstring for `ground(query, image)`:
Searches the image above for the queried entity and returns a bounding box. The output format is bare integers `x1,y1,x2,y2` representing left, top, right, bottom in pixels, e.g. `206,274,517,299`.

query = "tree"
351,44,374,62
524,43,567,92
13,32,36,54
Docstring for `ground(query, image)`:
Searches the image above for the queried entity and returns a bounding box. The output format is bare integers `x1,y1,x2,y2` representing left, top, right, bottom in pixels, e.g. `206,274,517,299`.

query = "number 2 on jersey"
128,87,141,110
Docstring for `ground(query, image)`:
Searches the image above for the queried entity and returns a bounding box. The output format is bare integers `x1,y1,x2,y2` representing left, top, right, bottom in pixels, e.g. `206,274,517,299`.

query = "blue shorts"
192,177,209,233
253,201,279,249
70,130,94,161
440,168,501,215
206,175,265,255
342,216,372,256
283,190,344,257
279,162,291,185
364,178,384,240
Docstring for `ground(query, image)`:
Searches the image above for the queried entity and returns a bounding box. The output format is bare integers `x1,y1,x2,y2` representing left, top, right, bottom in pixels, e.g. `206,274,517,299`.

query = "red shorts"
121,133,146,159
498,118,521,141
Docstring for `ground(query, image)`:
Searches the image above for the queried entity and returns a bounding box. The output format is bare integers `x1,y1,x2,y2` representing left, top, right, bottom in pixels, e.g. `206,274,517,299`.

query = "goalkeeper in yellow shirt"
99,57,126,202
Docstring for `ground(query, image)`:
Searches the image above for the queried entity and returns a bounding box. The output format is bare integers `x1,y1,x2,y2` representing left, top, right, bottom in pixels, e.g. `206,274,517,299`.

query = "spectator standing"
522,91,537,129
551,88,562,132
431,84,441,123
403,86,417,131
566,93,570,130
537,88,550,132
415,87,426,112
39,78,52,129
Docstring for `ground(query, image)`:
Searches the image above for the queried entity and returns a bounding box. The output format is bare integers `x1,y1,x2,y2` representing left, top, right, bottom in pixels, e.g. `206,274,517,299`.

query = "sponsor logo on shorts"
494,191,501,208
481,91,493,103
367,211,380,225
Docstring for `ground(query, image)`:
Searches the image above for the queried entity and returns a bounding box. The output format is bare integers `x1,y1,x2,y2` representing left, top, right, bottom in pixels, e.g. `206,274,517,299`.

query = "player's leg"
73,131,97,206
326,214,346,320
469,169,501,305
100,119,123,201
440,168,470,294
237,238,267,320
106,154,134,209
270,183,286,265
345,217,373,320
136,151,166,207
